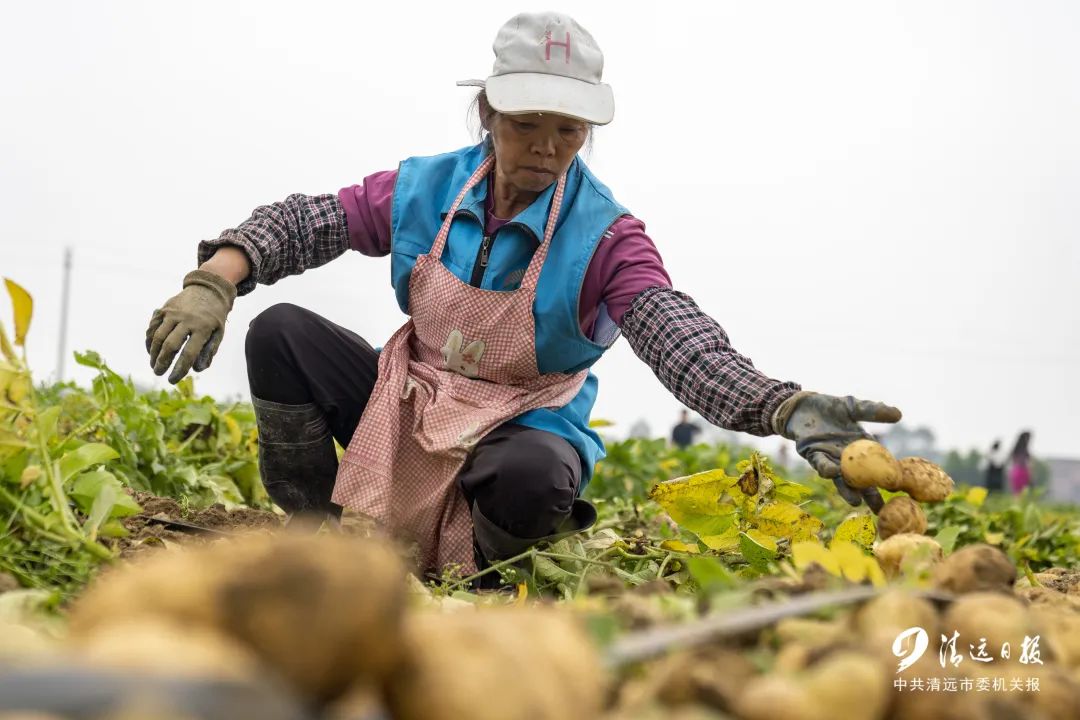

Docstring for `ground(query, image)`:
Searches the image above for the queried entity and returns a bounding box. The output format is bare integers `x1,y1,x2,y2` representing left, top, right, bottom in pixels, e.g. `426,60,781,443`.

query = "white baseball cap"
458,11,615,125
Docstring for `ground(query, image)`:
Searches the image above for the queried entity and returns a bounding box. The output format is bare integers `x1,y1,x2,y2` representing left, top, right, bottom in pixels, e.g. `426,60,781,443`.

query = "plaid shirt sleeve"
197,193,349,296
620,287,801,436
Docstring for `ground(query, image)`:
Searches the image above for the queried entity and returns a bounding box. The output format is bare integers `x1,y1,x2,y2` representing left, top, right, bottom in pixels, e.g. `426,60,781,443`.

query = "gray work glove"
145,270,236,384
772,391,902,512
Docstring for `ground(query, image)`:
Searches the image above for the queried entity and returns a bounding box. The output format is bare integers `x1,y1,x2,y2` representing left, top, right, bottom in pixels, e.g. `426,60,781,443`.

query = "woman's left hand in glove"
772,391,902,512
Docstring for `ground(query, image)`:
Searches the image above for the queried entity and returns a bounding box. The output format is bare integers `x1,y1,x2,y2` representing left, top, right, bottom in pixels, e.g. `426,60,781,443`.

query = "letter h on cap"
545,30,571,63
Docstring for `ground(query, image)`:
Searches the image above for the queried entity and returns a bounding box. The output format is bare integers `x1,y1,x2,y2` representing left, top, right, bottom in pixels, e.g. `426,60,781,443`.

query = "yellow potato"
75,618,261,681
932,544,1016,595
735,675,819,720
897,457,955,502
877,496,928,540
874,533,943,579
385,607,607,720
70,532,408,702
840,440,902,490
942,592,1039,661
853,590,939,657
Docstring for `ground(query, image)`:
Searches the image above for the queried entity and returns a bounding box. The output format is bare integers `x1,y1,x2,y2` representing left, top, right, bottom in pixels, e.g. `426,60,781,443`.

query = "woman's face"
488,112,589,194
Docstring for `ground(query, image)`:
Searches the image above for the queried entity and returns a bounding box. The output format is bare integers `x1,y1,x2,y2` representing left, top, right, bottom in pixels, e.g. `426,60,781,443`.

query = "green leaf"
34,406,61,447
934,526,962,554
833,514,877,549
685,556,737,592
739,530,778,572
83,481,117,540
59,443,119,484
70,470,141,518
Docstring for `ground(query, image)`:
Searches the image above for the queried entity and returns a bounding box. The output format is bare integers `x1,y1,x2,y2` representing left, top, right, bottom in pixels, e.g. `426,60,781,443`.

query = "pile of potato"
612,568,1080,720
0,532,607,720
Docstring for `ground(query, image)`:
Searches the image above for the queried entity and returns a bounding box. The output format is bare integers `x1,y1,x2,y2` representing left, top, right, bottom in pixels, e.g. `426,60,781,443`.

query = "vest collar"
440,149,578,245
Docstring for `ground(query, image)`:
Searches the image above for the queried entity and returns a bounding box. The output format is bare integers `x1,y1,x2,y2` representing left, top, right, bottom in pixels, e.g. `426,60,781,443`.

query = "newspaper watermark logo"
891,626,1042,693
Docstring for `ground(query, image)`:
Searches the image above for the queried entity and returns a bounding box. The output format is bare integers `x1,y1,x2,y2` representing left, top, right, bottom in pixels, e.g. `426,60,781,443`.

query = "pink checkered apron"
332,155,588,575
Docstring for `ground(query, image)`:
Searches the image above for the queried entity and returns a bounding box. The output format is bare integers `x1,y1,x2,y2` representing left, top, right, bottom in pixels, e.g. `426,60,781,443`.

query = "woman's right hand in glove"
145,270,237,384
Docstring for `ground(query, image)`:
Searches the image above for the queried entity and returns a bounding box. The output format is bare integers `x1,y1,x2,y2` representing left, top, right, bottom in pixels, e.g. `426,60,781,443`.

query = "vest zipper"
470,234,493,287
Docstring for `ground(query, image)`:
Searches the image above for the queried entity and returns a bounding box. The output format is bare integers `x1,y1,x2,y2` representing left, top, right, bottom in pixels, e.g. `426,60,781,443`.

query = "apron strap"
430,155,495,261
520,172,567,291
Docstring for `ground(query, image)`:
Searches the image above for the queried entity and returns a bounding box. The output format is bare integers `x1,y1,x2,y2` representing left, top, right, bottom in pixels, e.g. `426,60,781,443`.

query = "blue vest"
389,143,629,489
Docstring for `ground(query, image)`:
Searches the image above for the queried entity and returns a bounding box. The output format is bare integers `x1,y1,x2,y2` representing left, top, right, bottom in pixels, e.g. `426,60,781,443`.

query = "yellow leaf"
865,558,886,587
514,582,528,607
833,514,877,549
3,279,33,347
792,540,841,576
660,539,700,554
965,486,988,507
0,323,16,363
223,414,242,448
699,526,741,552
984,531,1005,545
588,418,614,428
774,481,814,503
649,469,740,536
829,540,869,582
754,500,824,542
829,540,885,587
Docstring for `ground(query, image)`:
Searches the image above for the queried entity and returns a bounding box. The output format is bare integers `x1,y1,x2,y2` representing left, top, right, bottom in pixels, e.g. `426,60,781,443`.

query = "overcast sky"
2,1,1077,460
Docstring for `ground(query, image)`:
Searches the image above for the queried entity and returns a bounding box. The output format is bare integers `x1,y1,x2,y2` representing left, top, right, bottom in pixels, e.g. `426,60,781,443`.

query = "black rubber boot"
470,499,598,589
251,396,342,522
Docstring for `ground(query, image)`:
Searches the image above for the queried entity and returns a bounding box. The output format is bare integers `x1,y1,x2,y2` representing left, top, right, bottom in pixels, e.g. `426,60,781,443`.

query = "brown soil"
117,491,282,558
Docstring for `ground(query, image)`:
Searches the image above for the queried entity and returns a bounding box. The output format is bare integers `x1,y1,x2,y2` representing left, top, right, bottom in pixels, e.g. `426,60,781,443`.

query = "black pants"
246,303,582,539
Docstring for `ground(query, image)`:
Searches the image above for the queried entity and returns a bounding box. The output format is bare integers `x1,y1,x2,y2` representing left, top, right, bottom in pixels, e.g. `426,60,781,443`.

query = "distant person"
984,439,1006,492
1008,431,1033,494
671,410,702,449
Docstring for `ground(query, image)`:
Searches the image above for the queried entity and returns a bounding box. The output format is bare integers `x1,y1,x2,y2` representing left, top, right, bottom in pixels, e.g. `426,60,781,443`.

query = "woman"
1008,431,1033,494
146,12,901,576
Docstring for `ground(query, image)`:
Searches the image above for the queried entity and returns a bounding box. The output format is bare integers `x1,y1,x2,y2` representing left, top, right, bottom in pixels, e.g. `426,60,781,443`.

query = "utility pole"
56,247,72,382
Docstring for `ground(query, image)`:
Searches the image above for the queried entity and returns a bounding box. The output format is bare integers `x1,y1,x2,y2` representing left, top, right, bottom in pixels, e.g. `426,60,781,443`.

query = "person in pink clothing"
145,11,903,577
1008,431,1034,494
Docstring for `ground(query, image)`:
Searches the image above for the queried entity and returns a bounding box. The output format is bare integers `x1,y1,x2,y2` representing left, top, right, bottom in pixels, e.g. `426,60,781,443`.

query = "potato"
0,621,56,661
897,458,954,502
735,676,818,720
874,533,943,579
736,651,887,720
76,618,261,681
932,544,1016,595
652,647,757,712
853,590,939,656
802,652,889,720
943,592,1040,661
877,496,927,540
1017,585,1080,613
840,440,901,490
384,607,606,720
70,532,408,702
1033,606,1080,668
775,617,847,647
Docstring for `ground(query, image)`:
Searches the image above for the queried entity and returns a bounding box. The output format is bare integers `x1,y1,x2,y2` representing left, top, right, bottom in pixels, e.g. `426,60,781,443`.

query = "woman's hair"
1010,431,1032,462
467,89,595,156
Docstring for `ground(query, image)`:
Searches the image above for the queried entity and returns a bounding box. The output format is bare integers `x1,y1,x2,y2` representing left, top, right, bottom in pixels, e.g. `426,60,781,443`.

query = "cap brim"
476,73,614,125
